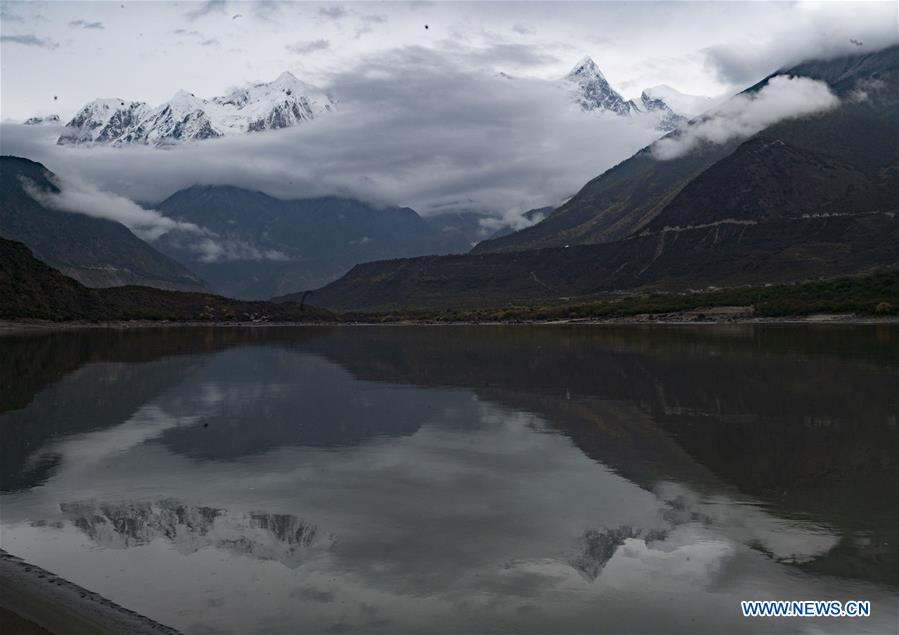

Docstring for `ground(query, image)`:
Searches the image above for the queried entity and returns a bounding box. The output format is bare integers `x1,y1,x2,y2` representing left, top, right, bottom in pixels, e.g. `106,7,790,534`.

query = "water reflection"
56,499,324,568
0,325,896,634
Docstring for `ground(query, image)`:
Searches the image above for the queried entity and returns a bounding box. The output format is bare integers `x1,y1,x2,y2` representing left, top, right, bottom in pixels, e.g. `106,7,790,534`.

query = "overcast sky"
3,0,895,121
1,1,896,221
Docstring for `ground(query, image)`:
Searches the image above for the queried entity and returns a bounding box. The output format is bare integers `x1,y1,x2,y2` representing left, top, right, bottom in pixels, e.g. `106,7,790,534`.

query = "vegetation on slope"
339,271,899,322
0,238,333,322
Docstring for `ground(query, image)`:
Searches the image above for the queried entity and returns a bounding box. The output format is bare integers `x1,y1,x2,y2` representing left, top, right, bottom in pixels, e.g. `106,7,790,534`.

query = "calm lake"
1,325,897,634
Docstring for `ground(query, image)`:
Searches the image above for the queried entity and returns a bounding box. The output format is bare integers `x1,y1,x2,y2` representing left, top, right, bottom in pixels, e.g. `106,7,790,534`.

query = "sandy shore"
0,550,180,635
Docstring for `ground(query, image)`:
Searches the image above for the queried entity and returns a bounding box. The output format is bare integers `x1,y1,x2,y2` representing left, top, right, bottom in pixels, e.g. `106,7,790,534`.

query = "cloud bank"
2,47,662,226
652,75,839,160
23,174,286,262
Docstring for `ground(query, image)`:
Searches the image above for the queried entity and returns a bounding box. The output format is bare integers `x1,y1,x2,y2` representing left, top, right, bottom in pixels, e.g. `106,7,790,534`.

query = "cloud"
1,46,662,228
286,39,330,55
21,174,286,262
69,20,104,30
652,75,839,160
318,6,347,20
185,0,226,21
454,42,561,69
23,174,203,241
0,6,24,22
701,4,898,86
1,34,59,49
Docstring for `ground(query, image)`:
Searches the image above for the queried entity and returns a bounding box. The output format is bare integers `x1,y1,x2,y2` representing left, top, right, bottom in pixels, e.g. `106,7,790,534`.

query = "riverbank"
2,312,898,333
0,550,180,635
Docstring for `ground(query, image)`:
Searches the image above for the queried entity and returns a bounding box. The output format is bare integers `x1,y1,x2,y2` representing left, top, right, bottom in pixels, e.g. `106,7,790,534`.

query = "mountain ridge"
57,71,334,147
472,44,899,256
0,156,206,291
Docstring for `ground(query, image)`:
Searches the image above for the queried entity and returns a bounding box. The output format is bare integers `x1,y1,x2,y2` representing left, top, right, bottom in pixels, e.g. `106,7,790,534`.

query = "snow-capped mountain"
58,71,334,147
639,91,687,131
563,57,703,132
564,56,640,116
24,114,61,125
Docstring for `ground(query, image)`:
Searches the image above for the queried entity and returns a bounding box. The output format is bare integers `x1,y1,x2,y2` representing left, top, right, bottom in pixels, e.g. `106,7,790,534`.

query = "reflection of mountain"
0,327,330,492
2,325,897,585
572,526,646,581
58,499,323,568
150,346,463,460
294,326,899,585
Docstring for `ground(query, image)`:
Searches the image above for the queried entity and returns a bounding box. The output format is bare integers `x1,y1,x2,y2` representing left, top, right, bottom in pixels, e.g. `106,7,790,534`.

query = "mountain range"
57,72,334,147
51,58,697,148
0,156,496,299
297,45,899,311
0,156,205,291
151,186,487,298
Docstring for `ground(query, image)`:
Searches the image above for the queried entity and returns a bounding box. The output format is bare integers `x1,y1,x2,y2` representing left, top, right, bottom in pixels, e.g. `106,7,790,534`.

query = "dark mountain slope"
0,237,332,322
473,45,899,255
305,211,898,310
0,156,205,291
470,141,731,254
642,137,877,232
154,186,480,299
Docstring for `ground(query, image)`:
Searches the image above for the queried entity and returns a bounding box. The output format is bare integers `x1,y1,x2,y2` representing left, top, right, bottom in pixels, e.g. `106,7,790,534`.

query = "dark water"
1,325,897,634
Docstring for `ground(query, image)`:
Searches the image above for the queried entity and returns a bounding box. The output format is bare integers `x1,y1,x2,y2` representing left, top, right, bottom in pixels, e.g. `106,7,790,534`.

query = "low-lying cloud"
652,75,839,160
2,47,663,228
23,174,286,263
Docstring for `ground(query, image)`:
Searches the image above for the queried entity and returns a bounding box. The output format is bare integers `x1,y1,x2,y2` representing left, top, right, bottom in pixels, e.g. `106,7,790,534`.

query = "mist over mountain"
473,45,898,256
151,186,487,299
306,45,899,310
0,157,205,291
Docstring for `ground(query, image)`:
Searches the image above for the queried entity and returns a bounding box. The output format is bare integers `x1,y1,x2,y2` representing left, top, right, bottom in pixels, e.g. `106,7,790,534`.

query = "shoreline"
2,313,898,333
0,550,180,635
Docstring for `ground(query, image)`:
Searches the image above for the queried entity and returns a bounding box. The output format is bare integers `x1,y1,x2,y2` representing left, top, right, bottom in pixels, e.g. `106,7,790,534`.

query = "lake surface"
1,325,897,634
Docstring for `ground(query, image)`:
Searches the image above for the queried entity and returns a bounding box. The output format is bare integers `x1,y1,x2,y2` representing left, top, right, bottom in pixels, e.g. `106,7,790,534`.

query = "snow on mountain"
562,57,717,133
58,71,334,147
23,114,61,125
639,91,687,132
563,56,640,116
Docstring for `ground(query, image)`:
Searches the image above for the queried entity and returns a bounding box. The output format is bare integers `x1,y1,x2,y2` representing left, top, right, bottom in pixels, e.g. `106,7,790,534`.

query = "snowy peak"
566,56,607,83
58,72,335,147
563,56,638,117
639,91,687,132
561,56,713,132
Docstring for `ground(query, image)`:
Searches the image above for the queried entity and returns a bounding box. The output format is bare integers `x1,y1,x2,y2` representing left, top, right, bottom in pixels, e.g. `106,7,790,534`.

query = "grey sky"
2,1,895,121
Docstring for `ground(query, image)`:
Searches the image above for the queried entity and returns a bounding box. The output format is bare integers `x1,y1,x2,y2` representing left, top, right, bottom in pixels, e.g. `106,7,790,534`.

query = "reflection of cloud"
3,343,884,634
654,481,840,563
